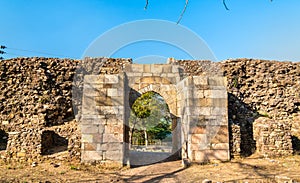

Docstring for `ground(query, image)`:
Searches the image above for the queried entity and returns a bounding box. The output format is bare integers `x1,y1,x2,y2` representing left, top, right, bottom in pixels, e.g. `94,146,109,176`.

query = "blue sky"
1,0,300,62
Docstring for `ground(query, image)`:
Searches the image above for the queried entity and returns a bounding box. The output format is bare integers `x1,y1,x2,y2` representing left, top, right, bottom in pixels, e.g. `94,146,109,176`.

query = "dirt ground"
0,153,300,183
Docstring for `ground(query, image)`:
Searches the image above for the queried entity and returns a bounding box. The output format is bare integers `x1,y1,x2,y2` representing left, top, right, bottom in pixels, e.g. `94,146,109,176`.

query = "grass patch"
70,165,79,170
258,111,270,118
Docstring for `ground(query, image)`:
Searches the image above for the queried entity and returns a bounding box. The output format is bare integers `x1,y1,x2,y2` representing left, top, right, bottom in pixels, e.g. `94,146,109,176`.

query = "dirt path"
121,160,183,183
120,155,300,183
0,155,299,182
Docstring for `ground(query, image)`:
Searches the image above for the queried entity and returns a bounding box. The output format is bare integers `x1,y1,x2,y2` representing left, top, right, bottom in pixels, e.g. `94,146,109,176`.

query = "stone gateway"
81,62,229,165
0,57,297,165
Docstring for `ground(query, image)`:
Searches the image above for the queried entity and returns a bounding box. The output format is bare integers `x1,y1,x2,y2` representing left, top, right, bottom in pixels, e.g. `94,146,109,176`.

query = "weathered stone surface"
81,151,103,161
82,134,94,143
254,117,293,157
174,59,300,158
209,125,229,144
193,149,229,162
191,134,207,144
1,57,298,165
83,143,97,151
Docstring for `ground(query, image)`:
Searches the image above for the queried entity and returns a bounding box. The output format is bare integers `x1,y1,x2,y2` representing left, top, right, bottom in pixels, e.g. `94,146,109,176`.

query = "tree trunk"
130,122,136,146
144,129,148,147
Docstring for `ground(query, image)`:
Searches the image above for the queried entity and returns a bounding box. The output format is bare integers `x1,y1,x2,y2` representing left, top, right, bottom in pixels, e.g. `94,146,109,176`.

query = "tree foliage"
130,91,172,145
148,117,172,141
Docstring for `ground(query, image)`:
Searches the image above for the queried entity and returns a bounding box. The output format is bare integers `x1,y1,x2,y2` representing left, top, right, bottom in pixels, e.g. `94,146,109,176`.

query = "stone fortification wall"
0,57,131,162
222,59,300,157
0,57,299,162
174,59,300,157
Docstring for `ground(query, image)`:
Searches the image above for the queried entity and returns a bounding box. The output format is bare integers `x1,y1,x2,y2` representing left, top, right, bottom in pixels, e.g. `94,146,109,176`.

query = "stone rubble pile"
0,57,79,128
221,59,300,157
229,124,241,157
254,117,293,157
6,127,42,162
0,57,131,161
221,59,300,120
170,59,223,76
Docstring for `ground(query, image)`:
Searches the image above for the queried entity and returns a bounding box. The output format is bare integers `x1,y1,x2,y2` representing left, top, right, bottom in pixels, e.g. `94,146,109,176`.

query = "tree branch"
177,0,189,24
145,0,273,24
144,0,149,10
223,0,230,10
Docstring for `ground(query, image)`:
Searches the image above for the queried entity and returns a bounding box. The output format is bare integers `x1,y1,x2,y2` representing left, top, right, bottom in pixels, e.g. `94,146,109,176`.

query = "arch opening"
127,90,181,167
129,91,172,152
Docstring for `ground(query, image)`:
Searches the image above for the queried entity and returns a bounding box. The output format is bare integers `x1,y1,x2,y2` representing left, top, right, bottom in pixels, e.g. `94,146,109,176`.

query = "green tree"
130,91,171,147
148,117,172,141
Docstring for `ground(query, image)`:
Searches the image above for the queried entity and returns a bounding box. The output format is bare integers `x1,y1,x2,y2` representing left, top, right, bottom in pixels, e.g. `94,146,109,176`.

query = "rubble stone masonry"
0,57,299,163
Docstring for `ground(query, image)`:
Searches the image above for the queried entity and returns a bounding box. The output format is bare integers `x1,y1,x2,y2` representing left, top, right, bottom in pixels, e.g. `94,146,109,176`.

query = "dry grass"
0,154,299,182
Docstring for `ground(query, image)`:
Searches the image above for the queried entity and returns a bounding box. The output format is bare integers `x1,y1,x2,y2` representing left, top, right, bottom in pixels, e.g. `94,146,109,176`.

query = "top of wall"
0,57,299,129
